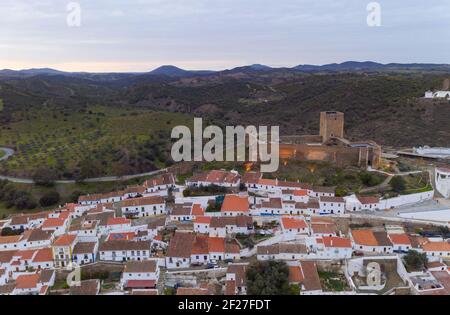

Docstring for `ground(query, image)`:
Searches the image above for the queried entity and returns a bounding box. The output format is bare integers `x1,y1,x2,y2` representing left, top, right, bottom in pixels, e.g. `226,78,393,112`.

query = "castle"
280,111,382,168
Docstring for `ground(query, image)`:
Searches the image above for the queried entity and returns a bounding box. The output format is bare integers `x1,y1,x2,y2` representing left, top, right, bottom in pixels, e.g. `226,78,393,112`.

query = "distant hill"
149,65,215,77
293,61,450,72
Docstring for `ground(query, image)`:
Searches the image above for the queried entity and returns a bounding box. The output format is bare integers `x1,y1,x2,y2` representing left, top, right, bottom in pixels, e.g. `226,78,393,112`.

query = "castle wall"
279,144,381,168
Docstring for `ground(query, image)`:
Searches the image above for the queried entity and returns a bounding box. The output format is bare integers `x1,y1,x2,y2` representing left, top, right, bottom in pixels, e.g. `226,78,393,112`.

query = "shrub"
39,191,60,207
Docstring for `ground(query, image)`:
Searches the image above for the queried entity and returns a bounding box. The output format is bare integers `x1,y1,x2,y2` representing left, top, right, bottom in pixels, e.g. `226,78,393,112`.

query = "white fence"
379,191,434,209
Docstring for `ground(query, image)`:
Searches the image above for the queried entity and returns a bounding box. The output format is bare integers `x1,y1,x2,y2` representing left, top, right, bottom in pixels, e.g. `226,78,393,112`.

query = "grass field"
0,106,193,179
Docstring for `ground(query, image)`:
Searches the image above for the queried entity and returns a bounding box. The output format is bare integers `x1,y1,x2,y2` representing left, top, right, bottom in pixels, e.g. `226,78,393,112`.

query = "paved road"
0,167,167,184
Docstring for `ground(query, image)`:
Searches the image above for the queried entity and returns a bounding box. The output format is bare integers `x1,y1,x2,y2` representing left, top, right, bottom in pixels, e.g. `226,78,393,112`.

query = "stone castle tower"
319,111,344,143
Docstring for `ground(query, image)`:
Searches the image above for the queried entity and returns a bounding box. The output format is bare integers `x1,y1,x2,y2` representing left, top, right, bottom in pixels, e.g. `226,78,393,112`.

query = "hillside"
0,66,449,178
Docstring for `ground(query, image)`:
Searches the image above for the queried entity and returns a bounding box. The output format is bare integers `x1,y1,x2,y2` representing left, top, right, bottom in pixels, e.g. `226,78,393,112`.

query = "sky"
0,0,449,72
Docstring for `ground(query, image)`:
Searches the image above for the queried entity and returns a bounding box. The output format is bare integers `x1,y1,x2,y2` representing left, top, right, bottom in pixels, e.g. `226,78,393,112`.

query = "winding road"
0,147,168,184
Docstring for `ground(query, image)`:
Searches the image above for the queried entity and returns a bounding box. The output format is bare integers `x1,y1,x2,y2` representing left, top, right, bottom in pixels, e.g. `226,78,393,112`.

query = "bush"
403,250,428,271
359,171,384,187
390,176,406,192
39,191,60,207
246,261,291,295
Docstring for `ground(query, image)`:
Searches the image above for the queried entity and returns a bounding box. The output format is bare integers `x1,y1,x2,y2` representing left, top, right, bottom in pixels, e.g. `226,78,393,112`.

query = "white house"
424,90,450,99
319,196,345,215
99,240,152,262
422,241,450,261
72,241,98,265
186,170,240,188
435,167,450,199
121,196,166,218
221,195,250,217
280,217,309,236
170,203,204,222
120,260,160,290
351,230,393,254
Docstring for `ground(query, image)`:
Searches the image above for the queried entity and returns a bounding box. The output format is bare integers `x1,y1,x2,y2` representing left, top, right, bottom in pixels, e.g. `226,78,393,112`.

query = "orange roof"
322,236,352,248
0,235,22,244
293,189,308,197
221,195,249,212
208,237,225,253
15,249,37,260
195,216,211,224
257,178,278,186
281,217,307,230
422,241,450,252
191,235,209,255
191,204,204,216
288,265,304,283
42,218,65,228
351,230,378,246
16,274,40,289
388,233,411,245
53,234,77,247
107,217,131,226
32,248,53,262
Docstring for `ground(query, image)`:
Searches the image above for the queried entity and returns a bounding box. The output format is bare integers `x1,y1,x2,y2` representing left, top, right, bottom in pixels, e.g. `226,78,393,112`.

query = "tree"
390,176,406,193
32,167,57,186
246,261,291,295
403,250,428,271
39,191,60,207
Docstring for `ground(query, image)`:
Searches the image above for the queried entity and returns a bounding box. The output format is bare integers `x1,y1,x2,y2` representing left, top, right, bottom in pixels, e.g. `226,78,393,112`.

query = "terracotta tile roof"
0,251,16,264
15,249,37,260
208,237,225,253
260,198,283,209
124,260,157,273
293,189,308,196
311,223,337,235
357,195,380,204
225,280,236,295
299,261,322,292
351,230,378,246
322,236,352,248
422,241,450,252
73,242,97,255
241,171,262,184
191,204,204,216
320,196,345,203
144,173,175,188
32,248,53,263
388,233,412,245
437,167,450,174
121,196,165,207
53,234,77,247
0,235,22,244
191,235,209,255
42,218,65,229
26,229,53,242
221,195,249,212
281,217,308,230
257,178,278,186
15,273,40,289
166,232,195,258
39,269,55,284
225,239,241,254
195,216,212,225
288,265,304,283
189,170,240,185
106,217,131,226
209,216,252,228
226,264,248,287
373,231,393,247
69,279,100,295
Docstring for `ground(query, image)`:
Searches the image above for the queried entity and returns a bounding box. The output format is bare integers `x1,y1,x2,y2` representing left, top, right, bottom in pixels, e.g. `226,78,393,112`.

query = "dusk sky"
1,0,450,72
